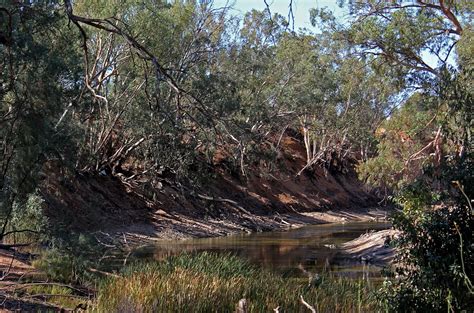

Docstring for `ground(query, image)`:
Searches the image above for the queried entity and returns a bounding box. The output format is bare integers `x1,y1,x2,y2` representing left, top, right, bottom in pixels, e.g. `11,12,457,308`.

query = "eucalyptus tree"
169,8,300,177
0,1,83,243
319,1,474,310
323,0,474,193
273,29,401,173
63,0,234,184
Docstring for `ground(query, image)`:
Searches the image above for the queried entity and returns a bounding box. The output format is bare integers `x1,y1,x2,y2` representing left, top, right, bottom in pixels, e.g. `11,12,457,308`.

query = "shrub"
6,191,49,244
379,201,473,312
33,233,107,284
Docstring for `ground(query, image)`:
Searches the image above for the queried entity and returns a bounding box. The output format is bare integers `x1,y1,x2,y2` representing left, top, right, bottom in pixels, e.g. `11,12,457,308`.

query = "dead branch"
0,294,70,312
405,126,442,166
235,298,248,313
3,282,91,296
300,295,316,313
88,268,121,278
23,293,88,301
0,243,32,249
1,229,39,238
63,0,180,94
197,193,252,216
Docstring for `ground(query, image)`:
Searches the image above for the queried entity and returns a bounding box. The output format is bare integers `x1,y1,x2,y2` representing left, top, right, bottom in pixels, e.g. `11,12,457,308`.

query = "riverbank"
0,210,392,282
0,132,393,310
40,133,383,244
109,207,391,245
0,215,393,311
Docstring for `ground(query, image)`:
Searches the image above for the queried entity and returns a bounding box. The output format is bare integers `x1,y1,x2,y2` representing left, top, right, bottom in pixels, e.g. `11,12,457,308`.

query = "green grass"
94,252,379,312
14,284,87,310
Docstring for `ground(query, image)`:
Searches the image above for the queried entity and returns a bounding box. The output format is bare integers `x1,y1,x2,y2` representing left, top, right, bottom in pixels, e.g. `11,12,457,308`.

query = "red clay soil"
0,249,36,281
39,134,383,242
0,250,60,312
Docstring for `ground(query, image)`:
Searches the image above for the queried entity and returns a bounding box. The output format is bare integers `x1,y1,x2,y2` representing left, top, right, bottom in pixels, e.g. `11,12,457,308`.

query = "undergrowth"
18,285,86,309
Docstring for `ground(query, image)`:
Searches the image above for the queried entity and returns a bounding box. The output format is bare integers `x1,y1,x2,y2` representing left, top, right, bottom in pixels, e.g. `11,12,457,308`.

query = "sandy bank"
340,229,399,265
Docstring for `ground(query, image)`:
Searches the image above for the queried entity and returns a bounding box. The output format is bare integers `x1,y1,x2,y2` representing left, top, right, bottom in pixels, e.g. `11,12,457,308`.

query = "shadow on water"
131,222,391,279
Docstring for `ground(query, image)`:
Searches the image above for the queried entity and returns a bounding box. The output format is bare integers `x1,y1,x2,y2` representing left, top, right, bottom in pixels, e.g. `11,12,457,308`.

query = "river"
131,221,391,279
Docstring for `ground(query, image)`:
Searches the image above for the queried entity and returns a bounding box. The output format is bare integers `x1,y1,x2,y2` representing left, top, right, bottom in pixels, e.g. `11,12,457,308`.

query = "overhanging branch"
63,0,180,94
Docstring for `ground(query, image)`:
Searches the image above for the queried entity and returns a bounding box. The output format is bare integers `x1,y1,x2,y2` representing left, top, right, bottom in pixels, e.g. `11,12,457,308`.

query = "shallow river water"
132,221,391,279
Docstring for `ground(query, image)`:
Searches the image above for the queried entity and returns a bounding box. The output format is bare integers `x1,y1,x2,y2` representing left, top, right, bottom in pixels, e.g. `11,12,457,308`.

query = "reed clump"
94,252,378,312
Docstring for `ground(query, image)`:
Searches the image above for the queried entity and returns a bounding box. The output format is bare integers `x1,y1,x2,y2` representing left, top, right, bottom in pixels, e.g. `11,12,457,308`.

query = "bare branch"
300,295,316,313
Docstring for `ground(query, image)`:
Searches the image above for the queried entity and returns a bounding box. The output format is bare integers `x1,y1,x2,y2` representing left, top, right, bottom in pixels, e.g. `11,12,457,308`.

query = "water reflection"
134,222,390,278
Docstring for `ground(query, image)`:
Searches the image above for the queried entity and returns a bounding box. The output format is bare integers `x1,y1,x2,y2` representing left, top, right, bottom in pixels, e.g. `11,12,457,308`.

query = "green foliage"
380,201,473,312
21,285,84,309
33,248,77,283
457,27,474,68
357,97,437,192
334,2,474,311
95,252,378,313
0,3,471,312
0,1,83,239
33,233,106,284
7,191,49,243
1,0,399,200
394,183,440,215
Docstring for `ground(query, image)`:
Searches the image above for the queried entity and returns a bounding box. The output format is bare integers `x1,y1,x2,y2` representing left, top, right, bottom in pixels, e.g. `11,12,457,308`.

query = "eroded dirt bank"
42,168,389,244
40,134,388,243
2,132,394,310
40,135,387,243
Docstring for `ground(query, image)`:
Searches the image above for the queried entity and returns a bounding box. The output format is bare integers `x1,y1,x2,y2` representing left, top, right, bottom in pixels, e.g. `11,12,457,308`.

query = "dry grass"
94,252,379,312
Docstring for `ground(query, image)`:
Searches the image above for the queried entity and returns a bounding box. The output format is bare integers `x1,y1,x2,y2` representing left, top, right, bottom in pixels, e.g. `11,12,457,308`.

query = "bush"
6,191,49,244
33,233,108,284
379,201,474,312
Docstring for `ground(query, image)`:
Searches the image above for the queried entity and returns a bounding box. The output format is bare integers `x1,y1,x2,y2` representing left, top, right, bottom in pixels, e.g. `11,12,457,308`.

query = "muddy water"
133,222,391,278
